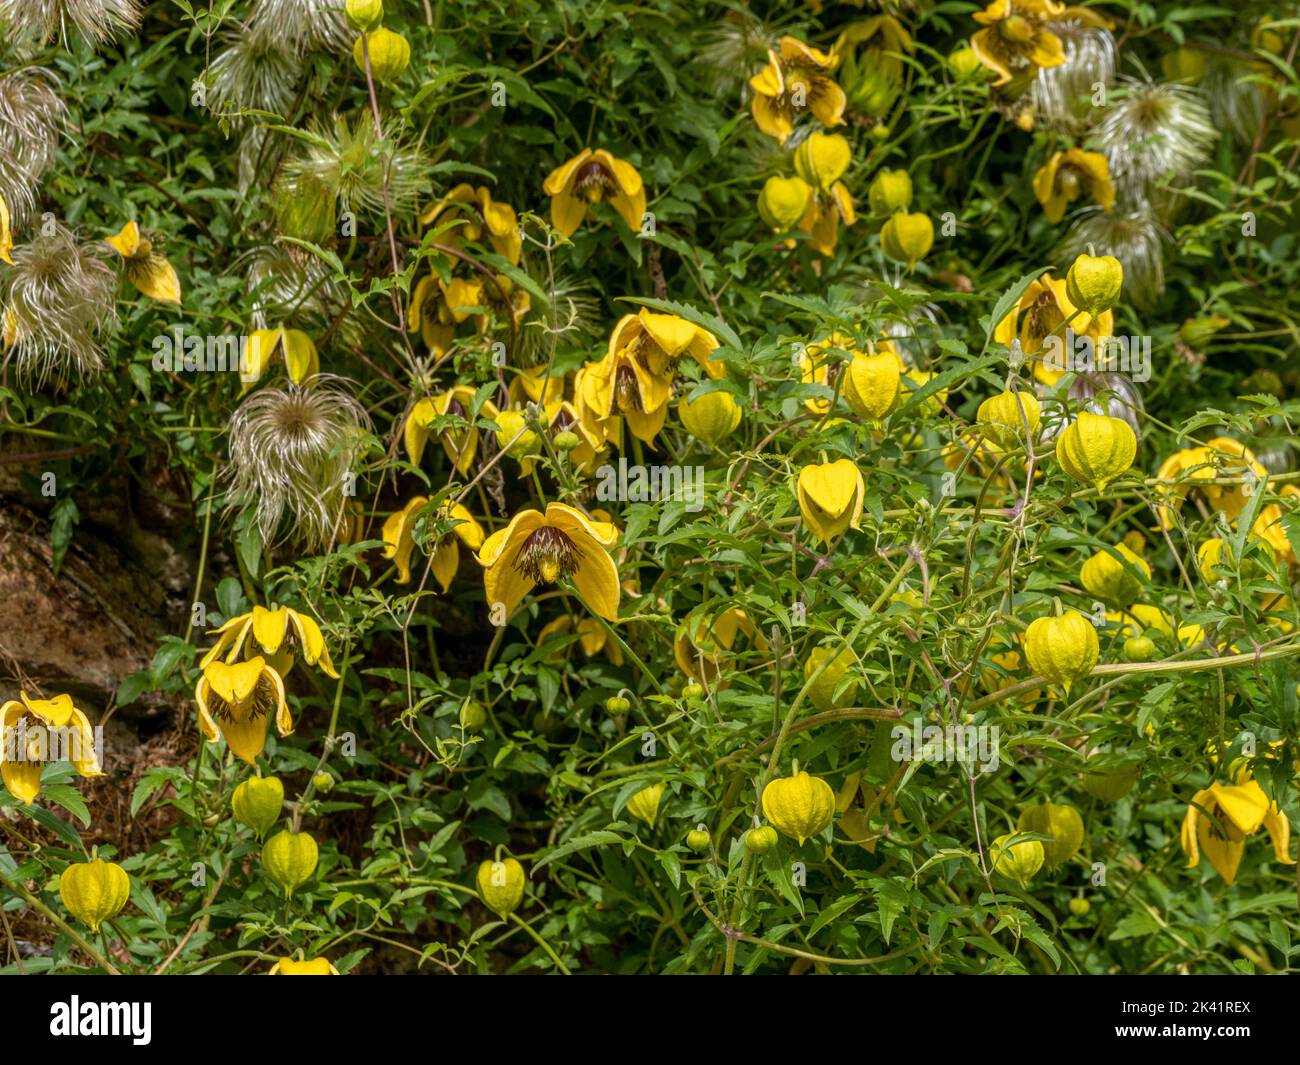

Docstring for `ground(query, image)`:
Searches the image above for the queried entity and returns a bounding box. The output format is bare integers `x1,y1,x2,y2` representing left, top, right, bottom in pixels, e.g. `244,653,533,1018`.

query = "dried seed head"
1094,79,1218,200
1,221,118,386
246,0,352,56
240,243,363,349
0,69,67,225
223,375,373,554
204,28,304,128
1201,59,1267,147
1030,21,1115,135
0,0,142,46
282,113,429,217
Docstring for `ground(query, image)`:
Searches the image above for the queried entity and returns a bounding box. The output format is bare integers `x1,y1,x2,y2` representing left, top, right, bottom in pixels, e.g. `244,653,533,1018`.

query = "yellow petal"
125,254,182,304
0,191,12,266
104,220,141,258
571,542,621,621
251,606,291,656
281,329,318,383
542,149,592,197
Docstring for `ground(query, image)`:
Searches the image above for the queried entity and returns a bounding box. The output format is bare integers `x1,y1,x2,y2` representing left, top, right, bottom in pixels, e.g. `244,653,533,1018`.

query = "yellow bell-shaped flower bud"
1024,609,1099,693
867,169,913,215
353,26,410,84
231,775,285,839
990,833,1044,886
796,459,865,544
1065,253,1123,317
761,769,835,845
745,825,778,854
977,389,1040,447
948,44,986,78
495,408,540,459
842,350,901,420
1055,411,1136,490
795,131,852,193
59,858,130,932
880,212,933,266
345,0,383,31
679,389,742,446
758,175,813,231
476,856,526,918
804,645,858,713
627,782,666,828
1079,544,1149,607
1016,802,1084,869
269,956,339,974
262,829,319,897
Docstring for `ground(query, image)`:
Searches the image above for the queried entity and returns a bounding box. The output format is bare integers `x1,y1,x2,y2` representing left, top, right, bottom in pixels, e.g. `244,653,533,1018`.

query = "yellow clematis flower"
749,36,846,144
507,365,566,409
1181,774,1293,885
1154,437,1267,532
582,310,720,444
268,956,339,975
969,0,1070,87
0,692,102,805
420,183,522,265
404,385,499,475
543,148,645,237
798,181,856,256
195,656,292,766
240,327,318,392
0,189,12,265
382,496,485,589
1032,148,1115,224
797,459,865,544
993,272,1113,385
201,604,339,679
673,606,768,685
477,502,621,621
103,220,182,304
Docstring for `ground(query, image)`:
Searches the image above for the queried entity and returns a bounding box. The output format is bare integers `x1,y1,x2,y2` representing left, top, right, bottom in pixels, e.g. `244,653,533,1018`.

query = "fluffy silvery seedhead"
1094,79,1218,200
0,70,67,225
517,273,601,367
282,113,428,217
241,243,364,349
1,222,118,386
0,0,142,45
1063,208,1168,311
1030,21,1116,135
693,11,771,97
1201,59,1267,147
204,29,303,127
1042,371,1145,442
246,0,352,56
224,375,373,554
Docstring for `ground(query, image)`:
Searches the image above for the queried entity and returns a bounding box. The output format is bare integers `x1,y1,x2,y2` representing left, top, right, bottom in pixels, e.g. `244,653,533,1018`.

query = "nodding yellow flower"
1055,411,1136,491
758,175,814,236
842,346,902,421
477,857,526,917
627,783,666,828
59,858,129,932
791,133,856,252
797,180,856,256
678,388,742,446
420,183,522,266
797,459,865,544
477,502,621,622
1065,252,1123,317
382,496,486,589
805,645,858,713
1024,609,1098,693
201,605,339,679
880,211,934,266
1017,803,1084,868
195,656,292,766
990,833,1044,885
1154,437,1267,533
103,220,182,304
404,385,499,475
268,956,339,975
762,769,836,844
582,310,720,444
0,692,102,805
240,327,319,392
749,36,846,144
543,148,645,237
794,131,852,193
969,0,1070,87
867,169,912,215
1032,148,1114,224
674,606,768,684
993,273,1113,385
1181,775,1294,884
977,388,1040,446
0,190,12,265
537,614,624,665
1080,543,1150,607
